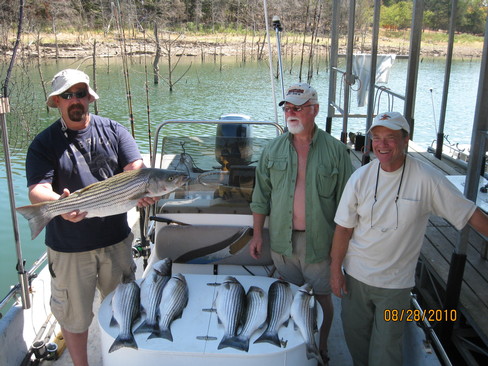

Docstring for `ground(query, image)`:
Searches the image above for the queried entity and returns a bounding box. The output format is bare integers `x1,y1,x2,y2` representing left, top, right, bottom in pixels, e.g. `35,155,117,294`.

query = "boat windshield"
155,133,275,214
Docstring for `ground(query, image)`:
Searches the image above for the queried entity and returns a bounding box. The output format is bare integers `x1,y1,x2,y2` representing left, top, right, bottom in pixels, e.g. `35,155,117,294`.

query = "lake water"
0,55,482,297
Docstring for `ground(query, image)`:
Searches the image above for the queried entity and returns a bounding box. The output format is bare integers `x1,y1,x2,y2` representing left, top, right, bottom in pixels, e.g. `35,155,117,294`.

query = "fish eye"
168,177,174,181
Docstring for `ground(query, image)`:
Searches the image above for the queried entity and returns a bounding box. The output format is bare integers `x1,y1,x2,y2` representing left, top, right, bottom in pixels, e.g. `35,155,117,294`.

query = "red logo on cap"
379,114,391,120
287,88,305,95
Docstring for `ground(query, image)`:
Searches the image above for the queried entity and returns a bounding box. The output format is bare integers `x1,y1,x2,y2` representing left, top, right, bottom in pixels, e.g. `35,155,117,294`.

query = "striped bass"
109,276,141,353
233,286,268,352
16,168,188,239
215,276,246,350
290,283,324,365
135,258,172,334
254,279,293,347
150,273,189,341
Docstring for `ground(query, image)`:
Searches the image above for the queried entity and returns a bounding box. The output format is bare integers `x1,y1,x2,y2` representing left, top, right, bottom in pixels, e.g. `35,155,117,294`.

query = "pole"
362,0,381,165
441,13,488,340
1,0,30,309
342,0,356,144
326,0,340,134
435,0,458,159
403,0,425,139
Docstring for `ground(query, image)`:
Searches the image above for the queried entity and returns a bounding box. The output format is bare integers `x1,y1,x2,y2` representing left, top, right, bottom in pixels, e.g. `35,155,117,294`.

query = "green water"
0,55,482,298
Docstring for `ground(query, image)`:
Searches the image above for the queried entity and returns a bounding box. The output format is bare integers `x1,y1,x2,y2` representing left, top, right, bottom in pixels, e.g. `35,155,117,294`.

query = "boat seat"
153,224,273,266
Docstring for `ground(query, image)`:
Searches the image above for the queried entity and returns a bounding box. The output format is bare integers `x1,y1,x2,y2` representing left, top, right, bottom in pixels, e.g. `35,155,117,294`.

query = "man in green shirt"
250,82,353,363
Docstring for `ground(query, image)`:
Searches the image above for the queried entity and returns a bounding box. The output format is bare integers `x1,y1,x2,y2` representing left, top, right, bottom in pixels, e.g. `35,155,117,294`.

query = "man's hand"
330,267,347,298
249,235,263,260
59,189,88,223
137,196,160,208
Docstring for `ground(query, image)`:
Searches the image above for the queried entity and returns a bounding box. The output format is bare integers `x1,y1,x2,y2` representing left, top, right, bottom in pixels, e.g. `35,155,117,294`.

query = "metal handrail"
0,252,47,316
411,293,453,366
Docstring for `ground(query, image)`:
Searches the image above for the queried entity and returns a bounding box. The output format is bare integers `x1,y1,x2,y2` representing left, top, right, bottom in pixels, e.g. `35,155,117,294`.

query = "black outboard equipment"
215,114,255,201
215,114,253,170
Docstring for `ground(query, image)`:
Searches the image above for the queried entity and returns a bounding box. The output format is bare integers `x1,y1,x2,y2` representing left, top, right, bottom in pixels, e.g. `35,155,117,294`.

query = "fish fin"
306,344,324,365
16,203,51,240
283,317,290,328
109,316,118,327
148,326,173,341
108,334,138,353
218,335,248,351
253,330,281,347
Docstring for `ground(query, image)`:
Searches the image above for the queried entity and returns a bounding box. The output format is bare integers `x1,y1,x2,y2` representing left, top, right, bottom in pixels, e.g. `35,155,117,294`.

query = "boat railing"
0,252,47,317
411,293,453,366
329,67,406,120
150,119,284,169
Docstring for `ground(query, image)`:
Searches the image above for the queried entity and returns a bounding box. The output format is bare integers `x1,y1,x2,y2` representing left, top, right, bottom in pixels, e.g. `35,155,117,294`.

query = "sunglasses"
59,90,88,100
282,104,314,113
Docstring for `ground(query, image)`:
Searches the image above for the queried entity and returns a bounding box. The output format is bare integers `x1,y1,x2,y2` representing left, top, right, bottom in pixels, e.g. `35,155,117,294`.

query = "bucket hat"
46,69,99,108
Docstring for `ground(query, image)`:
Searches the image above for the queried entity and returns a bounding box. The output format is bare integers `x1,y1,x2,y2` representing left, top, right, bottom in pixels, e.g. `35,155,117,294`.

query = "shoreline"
2,31,484,61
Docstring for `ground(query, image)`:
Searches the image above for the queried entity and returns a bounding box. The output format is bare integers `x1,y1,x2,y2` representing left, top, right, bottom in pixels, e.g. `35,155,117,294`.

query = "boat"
0,113,446,366
3,1,488,364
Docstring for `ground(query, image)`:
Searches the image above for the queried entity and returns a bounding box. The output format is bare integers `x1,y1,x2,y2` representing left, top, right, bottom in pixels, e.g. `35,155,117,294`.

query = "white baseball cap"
279,82,318,106
368,111,410,134
46,69,99,108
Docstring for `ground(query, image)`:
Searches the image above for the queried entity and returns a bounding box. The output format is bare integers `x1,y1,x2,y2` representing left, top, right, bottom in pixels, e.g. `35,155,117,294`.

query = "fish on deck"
290,283,324,365
135,258,172,334
215,276,246,350
150,273,189,341
233,285,268,352
254,280,293,347
109,276,141,353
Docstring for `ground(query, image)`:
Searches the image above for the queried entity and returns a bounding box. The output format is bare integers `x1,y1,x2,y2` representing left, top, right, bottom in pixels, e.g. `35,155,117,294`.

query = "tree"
381,1,412,30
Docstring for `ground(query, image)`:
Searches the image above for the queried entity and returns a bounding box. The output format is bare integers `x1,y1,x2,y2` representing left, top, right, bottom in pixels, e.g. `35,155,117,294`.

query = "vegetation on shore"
3,26,484,61
0,0,485,61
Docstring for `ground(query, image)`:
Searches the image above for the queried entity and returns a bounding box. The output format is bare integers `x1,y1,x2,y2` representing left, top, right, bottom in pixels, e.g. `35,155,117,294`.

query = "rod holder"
32,340,47,359
45,342,58,360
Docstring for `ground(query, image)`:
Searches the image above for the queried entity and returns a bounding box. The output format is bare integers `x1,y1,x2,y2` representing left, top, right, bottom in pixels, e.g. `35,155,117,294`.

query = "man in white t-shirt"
330,111,488,365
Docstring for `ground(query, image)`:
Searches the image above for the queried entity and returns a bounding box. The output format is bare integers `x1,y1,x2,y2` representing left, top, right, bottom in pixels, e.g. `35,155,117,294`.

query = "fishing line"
429,88,438,135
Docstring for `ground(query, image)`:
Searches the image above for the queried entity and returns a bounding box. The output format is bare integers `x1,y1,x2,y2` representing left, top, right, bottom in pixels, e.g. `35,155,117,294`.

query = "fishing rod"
262,0,279,127
114,0,135,137
272,16,285,102
1,0,30,310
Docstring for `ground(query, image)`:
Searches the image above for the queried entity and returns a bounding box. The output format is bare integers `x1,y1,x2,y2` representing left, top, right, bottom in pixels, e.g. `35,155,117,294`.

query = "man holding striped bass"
21,69,186,366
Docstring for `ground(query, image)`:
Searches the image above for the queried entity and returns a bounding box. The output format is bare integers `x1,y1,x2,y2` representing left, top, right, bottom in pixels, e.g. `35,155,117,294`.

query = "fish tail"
134,320,157,334
108,334,138,353
16,203,51,240
217,335,248,351
148,326,173,341
253,330,281,347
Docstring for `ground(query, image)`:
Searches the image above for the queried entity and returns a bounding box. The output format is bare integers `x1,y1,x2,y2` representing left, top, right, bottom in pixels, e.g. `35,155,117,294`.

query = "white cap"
279,82,318,106
368,112,410,134
46,69,99,108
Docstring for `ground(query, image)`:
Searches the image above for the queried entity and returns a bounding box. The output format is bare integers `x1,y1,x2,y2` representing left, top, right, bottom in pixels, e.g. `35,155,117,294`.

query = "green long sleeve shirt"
250,126,354,263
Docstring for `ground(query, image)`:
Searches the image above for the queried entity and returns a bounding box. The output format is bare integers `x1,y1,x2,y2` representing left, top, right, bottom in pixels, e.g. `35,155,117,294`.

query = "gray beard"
288,123,304,134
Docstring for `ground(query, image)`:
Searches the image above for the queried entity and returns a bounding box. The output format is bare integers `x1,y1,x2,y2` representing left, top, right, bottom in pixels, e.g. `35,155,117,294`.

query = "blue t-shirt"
25,114,142,252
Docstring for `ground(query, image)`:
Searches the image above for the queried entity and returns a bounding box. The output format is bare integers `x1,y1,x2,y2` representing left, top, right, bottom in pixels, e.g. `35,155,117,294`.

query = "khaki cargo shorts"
47,233,136,333
271,231,331,295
